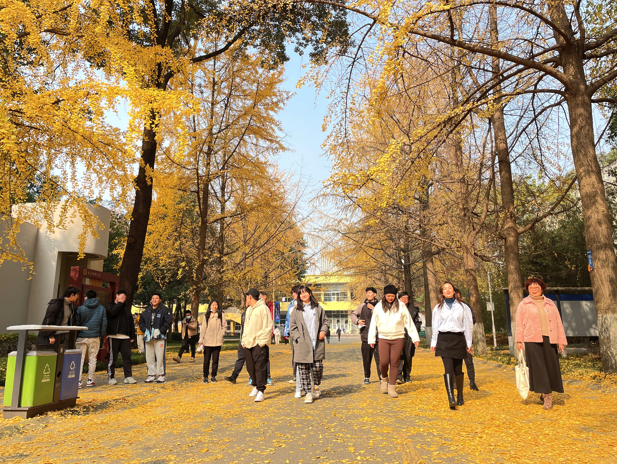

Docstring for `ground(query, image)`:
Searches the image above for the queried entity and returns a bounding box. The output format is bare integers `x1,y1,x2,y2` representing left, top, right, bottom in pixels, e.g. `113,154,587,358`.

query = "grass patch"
476,348,617,387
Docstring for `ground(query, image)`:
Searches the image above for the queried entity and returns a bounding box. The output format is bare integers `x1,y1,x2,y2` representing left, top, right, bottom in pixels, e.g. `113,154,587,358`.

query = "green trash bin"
3,351,57,408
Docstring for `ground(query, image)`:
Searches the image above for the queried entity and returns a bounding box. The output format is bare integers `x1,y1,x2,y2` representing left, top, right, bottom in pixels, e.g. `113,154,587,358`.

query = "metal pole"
488,271,497,347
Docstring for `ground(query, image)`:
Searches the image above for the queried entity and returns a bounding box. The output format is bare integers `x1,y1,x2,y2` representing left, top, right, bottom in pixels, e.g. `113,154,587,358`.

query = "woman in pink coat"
515,277,567,410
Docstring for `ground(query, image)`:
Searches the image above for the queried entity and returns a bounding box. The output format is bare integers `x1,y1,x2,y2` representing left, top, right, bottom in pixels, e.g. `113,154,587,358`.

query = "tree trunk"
489,3,524,356
420,181,439,340
118,111,159,310
402,248,414,304
548,1,617,372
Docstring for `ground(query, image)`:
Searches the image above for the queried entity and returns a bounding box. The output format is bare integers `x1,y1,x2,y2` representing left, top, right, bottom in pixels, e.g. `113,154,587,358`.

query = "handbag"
515,349,530,400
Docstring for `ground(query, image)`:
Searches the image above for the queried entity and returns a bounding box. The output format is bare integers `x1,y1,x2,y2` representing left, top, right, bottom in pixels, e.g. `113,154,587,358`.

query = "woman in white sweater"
431,282,473,409
368,285,420,398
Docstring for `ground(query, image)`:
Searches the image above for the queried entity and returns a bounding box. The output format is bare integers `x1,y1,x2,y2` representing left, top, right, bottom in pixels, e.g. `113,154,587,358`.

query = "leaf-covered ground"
0,339,616,463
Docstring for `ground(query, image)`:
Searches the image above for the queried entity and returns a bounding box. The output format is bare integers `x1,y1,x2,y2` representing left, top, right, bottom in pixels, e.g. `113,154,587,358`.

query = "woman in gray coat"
290,285,330,404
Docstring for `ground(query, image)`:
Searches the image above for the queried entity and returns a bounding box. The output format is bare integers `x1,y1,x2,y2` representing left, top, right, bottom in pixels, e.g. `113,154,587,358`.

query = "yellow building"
281,275,358,333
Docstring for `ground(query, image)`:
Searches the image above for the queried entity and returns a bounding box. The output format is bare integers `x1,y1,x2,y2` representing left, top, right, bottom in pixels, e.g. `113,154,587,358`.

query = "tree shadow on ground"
319,384,363,398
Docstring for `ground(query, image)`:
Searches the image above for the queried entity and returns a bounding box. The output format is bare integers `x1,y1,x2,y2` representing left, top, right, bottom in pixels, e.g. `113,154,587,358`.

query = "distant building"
281,274,358,333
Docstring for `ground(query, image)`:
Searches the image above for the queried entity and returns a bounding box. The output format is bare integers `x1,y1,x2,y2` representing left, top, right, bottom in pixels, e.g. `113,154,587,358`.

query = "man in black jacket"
138,292,172,383
106,290,137,385
224,309,247,384
397,293,423,384
35,286,81,349
350,287,381,384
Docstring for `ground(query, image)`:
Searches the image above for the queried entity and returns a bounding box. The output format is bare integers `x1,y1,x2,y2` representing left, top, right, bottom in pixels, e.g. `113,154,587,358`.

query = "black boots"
444,374,456,409
455,374,465,406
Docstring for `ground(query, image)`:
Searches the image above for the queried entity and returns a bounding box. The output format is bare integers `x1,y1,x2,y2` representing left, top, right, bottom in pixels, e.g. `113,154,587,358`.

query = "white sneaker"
124,377,137,384
294,391,302,398
156,375,166,383
108,378,118,385
304,393,313,404
145,376,156,383
249,387,258,397
313,387,321,399
254,391,264,402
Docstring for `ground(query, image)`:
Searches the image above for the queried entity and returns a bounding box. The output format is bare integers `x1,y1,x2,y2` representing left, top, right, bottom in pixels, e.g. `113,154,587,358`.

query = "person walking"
224,307,248,384
199,301,226,383
516,277,567,410
134,313,145,353
336,327,341,341
325,327,331,344
259,291,274,386
284,286,300,383
106,290,137,385
454,288,479,391
368,285,419,398
139,292,173,384
290,285,330,404
431,282,473,409
75,290,107,388
243,289,272,402
351,287,381,384
396,292,417,384
274,326,281,345
173,309,199,364
35,286,81,350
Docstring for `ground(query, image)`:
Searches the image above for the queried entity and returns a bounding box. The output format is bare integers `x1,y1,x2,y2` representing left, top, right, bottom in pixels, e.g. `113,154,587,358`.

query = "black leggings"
203,346,222,377
442,357,463,377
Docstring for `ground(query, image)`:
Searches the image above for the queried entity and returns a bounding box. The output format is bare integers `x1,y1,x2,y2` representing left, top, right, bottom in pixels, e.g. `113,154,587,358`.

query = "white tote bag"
515,350,530,400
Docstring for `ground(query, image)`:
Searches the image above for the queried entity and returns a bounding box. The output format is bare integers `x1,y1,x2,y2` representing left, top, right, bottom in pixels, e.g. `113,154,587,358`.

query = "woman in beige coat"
199,300,226,383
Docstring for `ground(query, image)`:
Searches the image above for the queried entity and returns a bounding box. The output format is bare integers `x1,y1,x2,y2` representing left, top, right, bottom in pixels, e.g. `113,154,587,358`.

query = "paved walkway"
1,341,616,463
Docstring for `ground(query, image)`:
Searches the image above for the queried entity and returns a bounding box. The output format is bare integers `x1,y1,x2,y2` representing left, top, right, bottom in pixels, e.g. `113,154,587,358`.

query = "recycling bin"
3,351,57,407
60,349,82,401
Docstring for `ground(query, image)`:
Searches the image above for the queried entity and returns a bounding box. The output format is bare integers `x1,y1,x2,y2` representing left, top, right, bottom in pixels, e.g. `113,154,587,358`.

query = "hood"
85,298,100,308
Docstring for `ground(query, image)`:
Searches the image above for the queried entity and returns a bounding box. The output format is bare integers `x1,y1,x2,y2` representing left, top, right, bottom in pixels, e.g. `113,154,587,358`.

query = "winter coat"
351,299,379,342
289,304,330,364
181,316,198,339
75,298,108,338
35,298,77,345
515,296,567,346
138,304,173,340
368,299,419,344
199,313,226,347
284,300,297,337
105,301,136,338
410,306,423,334
242,299,272,349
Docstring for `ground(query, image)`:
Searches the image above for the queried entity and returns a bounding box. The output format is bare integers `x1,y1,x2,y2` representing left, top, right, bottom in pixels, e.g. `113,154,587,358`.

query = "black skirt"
525,336,564,394
435,332,467,359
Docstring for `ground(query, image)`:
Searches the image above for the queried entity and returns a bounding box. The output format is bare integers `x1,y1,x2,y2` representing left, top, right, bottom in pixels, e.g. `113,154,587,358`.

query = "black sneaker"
224,376,237,384
203,377,209,384
405,378,412,384
363,378,370,384
211,377,217,383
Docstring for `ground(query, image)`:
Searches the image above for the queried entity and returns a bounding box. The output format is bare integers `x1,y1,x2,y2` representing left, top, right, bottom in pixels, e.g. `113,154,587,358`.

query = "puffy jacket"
515,296,567,346
139,304,172,340
241,299,272,349
351,299,379,342
181,316,198,339
75,298,107,338
105,301,136,338
35,298,76,345
199,313,226,347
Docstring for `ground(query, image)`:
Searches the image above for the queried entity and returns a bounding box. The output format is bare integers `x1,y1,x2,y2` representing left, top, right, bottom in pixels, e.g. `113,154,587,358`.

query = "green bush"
0,333,38,357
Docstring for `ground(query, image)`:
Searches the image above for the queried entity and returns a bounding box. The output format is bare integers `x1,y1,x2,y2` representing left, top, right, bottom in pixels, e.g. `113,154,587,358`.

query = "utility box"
59,349,82,401
3,351,57,407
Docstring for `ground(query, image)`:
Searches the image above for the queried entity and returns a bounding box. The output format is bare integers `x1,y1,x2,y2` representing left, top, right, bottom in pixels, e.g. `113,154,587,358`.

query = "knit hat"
384,285,398,296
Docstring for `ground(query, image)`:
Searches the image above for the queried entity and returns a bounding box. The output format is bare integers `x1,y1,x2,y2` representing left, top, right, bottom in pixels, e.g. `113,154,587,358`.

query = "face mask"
185,315,191,320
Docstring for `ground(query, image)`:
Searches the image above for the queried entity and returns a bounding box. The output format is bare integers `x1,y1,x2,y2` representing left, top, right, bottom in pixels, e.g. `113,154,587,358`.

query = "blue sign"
587,249,594,271
274,301,280,323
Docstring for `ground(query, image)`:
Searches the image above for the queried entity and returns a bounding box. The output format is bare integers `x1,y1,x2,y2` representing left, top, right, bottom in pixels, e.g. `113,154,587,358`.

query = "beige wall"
0,203,111,332
0,220,38,330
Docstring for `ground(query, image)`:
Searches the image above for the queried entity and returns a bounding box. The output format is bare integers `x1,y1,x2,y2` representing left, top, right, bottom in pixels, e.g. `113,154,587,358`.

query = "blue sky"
277,53,332,191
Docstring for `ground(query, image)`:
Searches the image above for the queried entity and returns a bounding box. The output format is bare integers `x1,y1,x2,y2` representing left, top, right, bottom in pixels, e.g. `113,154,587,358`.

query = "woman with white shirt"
368,285,420,398
289,285,330,404
431,282,473,409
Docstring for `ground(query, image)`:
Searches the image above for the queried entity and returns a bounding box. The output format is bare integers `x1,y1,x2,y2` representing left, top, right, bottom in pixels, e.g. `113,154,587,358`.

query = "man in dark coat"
350,287,381,384
106,290,137,385
225,309,247,384
455,289,479,391
397,293,422,383
35,286,81,349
